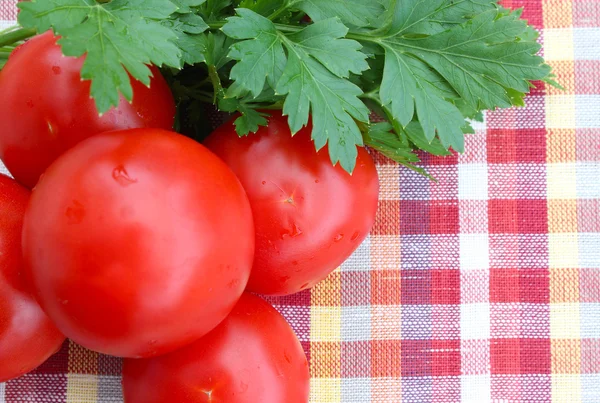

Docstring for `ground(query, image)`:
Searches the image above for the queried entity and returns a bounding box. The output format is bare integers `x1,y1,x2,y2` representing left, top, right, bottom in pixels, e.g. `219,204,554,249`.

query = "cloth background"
1,0,599,402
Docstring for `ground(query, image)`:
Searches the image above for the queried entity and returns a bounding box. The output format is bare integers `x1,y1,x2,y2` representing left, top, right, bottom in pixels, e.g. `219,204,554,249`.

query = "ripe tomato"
123,293,309,403
0,174,65,383
0,31,176,189
22,129,255,358
205,113,379,296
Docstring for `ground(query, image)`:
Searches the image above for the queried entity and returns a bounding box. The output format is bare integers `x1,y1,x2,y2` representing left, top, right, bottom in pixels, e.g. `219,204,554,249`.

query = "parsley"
9,0,556,174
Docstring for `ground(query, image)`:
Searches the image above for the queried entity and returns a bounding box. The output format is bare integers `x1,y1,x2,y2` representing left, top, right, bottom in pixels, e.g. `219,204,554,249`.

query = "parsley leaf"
223,9,370,172
375,3,551,152
171,0,207,13
18,0,183,113
168,1,210,65
295,0,384,28
385,0,496,35
223,9,286,97
277,49,368,172
286,19,369,78
199,0,234,20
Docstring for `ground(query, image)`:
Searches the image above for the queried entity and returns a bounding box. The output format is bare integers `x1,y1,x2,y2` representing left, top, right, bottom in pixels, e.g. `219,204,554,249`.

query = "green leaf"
286,18,369,78
219,96,270,135
167,1,210,65
365,122,420,163
234,107,270,134
199,0,233,20
238,0,283,17
223,8,286,97
387,0,496,35
403,121,451,156
171,0,206,13
276,48,369,172
199,32,235,68
379,48,466,151
376,4,552,152
295,0,384,28
19,0,182,114
222,8,371,173
386,9,551,110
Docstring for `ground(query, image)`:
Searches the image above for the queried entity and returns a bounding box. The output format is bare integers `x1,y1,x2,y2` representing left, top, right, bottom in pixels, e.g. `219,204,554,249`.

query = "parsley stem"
0,27,36,48
207,21,226,30
268,5,288,21
207,65,224,104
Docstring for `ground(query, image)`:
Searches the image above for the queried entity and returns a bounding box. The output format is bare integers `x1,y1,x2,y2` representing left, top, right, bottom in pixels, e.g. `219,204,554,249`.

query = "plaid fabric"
1,0,600,402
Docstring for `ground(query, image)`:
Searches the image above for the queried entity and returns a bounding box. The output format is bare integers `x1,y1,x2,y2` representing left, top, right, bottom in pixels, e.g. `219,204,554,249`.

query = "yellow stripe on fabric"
66,341,99,403
552,339,582,374
310,268,342,402
547,129,577,163
310,378,342,403
543,2,582,403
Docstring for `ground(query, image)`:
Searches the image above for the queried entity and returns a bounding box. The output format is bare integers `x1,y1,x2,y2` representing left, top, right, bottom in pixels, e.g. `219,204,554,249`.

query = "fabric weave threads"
1,0,600,401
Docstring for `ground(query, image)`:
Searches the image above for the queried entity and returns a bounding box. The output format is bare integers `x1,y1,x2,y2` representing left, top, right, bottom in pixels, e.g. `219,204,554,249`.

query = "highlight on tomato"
0,31,176,188
123,293,310,403
205,112,380,296
21,128,255,358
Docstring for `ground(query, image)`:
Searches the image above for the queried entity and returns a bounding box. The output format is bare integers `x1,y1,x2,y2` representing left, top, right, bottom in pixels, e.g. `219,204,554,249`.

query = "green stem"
207,21,226,30
0,27,36,48
207,64,223,104
268,4,290,21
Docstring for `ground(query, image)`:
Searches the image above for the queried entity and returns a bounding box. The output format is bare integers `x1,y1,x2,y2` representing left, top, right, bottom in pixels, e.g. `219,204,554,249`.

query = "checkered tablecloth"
1,0,599,402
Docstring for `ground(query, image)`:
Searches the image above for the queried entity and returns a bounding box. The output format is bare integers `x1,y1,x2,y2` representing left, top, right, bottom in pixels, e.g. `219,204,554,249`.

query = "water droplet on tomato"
281,223,303,239
112,165,138,187
334,234,344,242
51,66,61,75
315,179,320,183
262,181,267,185
290,223,302,237
351,231,360,241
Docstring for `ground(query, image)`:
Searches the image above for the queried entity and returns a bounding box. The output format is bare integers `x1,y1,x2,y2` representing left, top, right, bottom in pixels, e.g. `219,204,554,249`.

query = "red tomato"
0,174,65,383
205,113,379,296
22,129,254,358
123,293,309,403
0,31,176,189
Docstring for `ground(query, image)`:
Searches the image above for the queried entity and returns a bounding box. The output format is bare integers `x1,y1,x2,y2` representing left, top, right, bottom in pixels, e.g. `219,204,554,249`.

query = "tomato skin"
0,31,176,189
0,174,65,383
122,293,309,403
22,129,255,358
204,113,379,296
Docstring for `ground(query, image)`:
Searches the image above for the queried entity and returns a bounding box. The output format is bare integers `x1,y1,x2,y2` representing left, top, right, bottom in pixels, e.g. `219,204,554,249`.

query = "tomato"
0,31,176,189
122,293,309,403
0,174,65,383
21,129,254,358
204,112,379,296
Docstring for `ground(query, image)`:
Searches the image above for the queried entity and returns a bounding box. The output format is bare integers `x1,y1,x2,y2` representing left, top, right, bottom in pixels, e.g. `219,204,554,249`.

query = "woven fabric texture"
1,0,600,402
